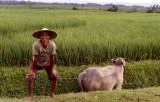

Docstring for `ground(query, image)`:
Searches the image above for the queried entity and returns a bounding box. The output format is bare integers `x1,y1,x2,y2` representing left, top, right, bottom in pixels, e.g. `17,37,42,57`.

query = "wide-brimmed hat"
33,28,57,39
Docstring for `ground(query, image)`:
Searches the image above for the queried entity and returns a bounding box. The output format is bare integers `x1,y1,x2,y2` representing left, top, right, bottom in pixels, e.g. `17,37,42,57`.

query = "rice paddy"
1,8,160,66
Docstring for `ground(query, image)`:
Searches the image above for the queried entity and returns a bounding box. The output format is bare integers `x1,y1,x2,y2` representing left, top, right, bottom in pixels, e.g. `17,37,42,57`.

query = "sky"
19,0,160,7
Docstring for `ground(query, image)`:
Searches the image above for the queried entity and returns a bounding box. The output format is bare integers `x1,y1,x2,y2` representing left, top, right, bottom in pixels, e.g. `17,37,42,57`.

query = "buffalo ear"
124,58,128,61
111,58,116,63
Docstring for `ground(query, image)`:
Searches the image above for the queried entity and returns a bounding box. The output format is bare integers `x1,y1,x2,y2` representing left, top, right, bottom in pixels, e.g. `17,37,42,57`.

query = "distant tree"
19,0,27,5
146,7,153,13
99,6,102,11
81,4,85,9
152,5,156,10
107,5,119,12
133,7,137,12
72,4,79,10
27,0,32,8
112,5,118,12
147,5,160,13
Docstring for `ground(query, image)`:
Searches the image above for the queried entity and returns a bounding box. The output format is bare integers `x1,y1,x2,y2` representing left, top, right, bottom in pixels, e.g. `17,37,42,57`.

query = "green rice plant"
0,9,160,66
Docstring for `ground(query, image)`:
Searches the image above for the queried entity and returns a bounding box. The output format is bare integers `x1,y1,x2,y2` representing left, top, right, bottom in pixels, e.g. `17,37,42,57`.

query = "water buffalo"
78,57,127,92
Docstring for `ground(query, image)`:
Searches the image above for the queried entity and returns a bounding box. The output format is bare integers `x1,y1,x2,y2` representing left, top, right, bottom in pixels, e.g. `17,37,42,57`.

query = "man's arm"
50,55,58,78
32,55,38,71
50,55,55,69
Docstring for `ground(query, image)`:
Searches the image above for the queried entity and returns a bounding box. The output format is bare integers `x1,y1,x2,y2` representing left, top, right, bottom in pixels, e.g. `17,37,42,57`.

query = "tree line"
0,0,160,13
147,5,160,13
0,0,138,7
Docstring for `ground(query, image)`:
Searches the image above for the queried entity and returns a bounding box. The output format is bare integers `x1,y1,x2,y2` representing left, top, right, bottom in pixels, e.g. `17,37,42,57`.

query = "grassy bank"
1,87,160,102
0,60,160,97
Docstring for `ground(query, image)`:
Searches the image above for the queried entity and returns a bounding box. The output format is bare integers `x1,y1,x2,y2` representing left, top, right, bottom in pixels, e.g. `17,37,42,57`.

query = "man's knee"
50,78,58,82
46,69,58,81
49,73,58,81
26,74,35,80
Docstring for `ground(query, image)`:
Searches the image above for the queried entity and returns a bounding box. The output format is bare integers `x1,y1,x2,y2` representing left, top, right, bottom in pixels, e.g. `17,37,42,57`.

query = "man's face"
40,32,50,43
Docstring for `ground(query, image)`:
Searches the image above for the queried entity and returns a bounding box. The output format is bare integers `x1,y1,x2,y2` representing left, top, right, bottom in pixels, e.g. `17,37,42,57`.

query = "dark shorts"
36,65,58,80
26,59,58,80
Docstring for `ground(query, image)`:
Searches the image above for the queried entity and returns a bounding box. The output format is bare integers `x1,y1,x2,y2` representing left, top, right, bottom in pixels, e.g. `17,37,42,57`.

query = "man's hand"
31,71,36,79
26,71,36,79
52,70,58,79
42,62,50,69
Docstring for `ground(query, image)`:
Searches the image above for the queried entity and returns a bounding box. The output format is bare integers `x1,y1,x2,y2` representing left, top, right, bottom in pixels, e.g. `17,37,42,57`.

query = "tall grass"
0,9,160,66
0,60,160,97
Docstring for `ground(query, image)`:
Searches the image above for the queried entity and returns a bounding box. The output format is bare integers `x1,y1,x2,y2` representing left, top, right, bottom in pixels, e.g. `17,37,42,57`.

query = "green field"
0,5,147,13
1,87,160,102
0,6,160,101
1,8,160,66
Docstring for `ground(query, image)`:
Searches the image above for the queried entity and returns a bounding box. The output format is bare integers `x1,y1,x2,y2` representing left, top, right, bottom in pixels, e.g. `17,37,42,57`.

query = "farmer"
26,28,58,101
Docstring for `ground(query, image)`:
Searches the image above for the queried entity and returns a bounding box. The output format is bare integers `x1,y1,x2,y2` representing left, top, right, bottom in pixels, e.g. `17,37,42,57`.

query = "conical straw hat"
33,28,57,39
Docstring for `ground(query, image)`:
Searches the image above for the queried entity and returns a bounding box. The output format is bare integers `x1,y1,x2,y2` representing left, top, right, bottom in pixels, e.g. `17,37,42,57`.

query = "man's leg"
45,66,58,99
26,58,37,101
50,79,57,99
27,75,34,101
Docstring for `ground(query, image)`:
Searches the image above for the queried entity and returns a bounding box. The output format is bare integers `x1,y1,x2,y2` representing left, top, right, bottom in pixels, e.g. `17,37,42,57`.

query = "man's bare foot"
26,96,32,101
50,94,57,100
